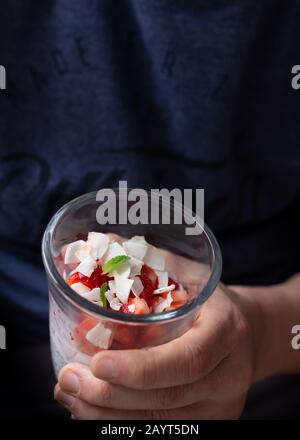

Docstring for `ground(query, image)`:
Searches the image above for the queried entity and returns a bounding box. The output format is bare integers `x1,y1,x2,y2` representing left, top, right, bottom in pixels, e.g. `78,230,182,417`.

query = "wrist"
231,280,300,382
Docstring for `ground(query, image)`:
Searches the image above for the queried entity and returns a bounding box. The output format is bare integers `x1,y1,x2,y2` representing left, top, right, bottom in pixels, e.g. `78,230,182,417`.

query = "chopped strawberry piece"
171,289,189,303
168,277,180,290
89,266,111,287
165,301,187,311
128,297,150,314
73,316,100,355
141,264,158,288
67,271,92,288
67,266,111,290
120,298,150,314
111,324,137,348
138,274,155,306
120,303,131,314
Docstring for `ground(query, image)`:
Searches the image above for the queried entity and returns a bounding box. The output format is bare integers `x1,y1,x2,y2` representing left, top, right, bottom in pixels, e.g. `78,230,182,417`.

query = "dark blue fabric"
0,0,300,340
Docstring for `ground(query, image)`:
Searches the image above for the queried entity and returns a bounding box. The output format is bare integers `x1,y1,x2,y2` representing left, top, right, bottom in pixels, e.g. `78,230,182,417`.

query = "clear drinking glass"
42,190,222,376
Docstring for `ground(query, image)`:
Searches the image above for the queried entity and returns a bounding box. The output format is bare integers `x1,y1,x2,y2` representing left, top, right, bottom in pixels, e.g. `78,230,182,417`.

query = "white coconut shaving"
131,276,144,297
85,322,112,349
129,256,144,277
144,245,165,270
64,240,87,264
104,242,127,261
109,296,123,311
154,292,173,313
155,270,169,288
71,282,91,295
114,273,134,304
153,284,175,295
76,255,97,277
123,239,148,260
84,287,102,302
87,232,109,259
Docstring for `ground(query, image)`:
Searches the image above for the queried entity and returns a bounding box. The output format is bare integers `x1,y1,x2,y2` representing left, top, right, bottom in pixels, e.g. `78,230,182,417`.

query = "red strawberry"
73,316,100,355
168,277,180,290
89,266,111,287
67,266,111,290
141,264,158,288
120,303,131,314
120,297,150,314
67,272,93,289
171,289,188,303
139,274,155,306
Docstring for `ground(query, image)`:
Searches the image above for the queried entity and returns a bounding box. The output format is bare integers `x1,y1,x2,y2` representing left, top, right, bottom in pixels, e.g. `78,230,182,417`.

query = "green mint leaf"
100,282,108,308
102,255,130,275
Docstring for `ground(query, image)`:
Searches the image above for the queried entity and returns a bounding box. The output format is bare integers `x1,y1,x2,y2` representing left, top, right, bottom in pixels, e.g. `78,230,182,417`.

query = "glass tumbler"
42,190,222,376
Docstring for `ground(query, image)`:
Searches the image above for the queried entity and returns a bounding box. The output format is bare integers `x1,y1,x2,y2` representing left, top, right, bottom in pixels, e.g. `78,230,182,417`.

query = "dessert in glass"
42,191,222,376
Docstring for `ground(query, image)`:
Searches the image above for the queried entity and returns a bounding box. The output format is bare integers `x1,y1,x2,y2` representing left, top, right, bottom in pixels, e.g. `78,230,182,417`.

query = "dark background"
0,0,300,419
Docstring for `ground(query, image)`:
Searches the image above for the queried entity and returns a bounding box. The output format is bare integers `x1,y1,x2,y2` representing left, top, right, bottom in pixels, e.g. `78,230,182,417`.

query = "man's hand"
55,283,260,419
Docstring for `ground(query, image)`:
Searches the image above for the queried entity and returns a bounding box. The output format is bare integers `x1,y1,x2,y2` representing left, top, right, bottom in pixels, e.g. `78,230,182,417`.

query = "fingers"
54,383,217,420
57,362,218,410
57,363,152,410
55,382,242,420
55,384,143,419
90,290,233,390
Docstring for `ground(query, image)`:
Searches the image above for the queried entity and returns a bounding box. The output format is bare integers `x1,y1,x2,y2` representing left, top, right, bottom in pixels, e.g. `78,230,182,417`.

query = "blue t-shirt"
0,0,299,341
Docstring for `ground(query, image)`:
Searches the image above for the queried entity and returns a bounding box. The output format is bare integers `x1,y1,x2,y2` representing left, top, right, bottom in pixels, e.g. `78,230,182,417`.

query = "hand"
55,282,260,419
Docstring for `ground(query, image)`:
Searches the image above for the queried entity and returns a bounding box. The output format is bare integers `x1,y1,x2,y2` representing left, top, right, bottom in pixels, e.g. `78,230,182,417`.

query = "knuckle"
139,354,158,389
184,342,211,379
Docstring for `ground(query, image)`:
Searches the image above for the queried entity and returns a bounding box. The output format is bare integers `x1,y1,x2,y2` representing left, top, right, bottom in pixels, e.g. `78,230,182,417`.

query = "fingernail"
97,358,118,381
55,390,76,409
60,372,80,395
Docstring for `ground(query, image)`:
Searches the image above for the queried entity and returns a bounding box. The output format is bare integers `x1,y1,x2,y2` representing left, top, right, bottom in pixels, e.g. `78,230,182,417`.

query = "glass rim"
42,190,222,324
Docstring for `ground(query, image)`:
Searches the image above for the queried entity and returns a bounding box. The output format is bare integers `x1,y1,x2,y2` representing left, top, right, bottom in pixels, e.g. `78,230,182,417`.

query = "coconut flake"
75,243,91,262
114,274,134,304
71,282,91,295
155,270,169,288
154,292,173,313
87,232,109,259
105,288,115,303
109,297,122,311
86,322,112,349
64,240,87,264
76,255,97,277
129,256,143,277
84,287,102,302
153,284,175,295
104,242,127,262
144,245,165,270
130,235,147,243
131,276,144,297
123,240,148,261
